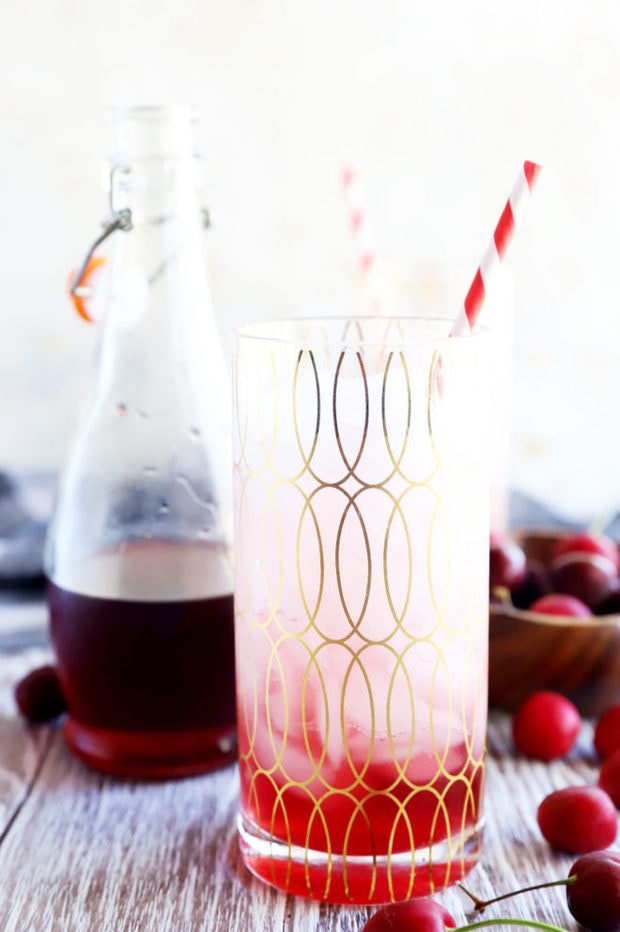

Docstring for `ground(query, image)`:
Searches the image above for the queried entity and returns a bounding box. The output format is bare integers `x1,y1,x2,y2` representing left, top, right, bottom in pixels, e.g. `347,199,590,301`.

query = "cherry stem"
456,919,570,932
457,876,576,911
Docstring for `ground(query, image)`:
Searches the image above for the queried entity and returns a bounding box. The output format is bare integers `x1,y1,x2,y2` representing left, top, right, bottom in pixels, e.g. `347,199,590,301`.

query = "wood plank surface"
0,648,54,844
0,647,611,931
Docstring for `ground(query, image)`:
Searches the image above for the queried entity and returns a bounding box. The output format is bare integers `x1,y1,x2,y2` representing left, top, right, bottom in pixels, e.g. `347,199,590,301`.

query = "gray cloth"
0,473,46,586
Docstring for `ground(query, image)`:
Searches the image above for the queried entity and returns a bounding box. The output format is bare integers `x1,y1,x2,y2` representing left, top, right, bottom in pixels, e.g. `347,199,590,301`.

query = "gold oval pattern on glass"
233,319,488,904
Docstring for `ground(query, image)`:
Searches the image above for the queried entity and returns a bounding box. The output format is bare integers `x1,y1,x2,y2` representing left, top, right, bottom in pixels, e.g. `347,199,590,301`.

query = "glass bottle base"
238,813,484,905
63,716,237,779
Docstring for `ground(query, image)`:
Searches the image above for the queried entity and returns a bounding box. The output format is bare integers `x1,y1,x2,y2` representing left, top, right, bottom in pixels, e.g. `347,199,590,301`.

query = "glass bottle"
44,106,236,778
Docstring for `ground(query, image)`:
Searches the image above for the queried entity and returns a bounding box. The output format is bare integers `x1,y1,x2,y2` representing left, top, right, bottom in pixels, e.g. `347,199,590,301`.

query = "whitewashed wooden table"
0,600,611,932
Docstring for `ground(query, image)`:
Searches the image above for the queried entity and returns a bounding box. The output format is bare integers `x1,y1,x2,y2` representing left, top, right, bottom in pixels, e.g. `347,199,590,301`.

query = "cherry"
566,850,620,932
459,851,620,932
528,593,592,618
14,664,66,724
551,531,619,572
595,705,620,759
537,785,618,853
490,534,527,591
511,559,552,610
361,899,455,932
599,749,620,807
549,552,617,611
512,691,581,761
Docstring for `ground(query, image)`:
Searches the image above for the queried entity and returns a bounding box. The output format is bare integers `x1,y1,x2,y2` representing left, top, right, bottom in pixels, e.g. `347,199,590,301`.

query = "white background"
1,0,619,523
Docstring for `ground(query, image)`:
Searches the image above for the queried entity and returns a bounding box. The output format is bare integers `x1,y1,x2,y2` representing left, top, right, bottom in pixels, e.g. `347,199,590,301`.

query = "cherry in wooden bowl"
489,529,620,717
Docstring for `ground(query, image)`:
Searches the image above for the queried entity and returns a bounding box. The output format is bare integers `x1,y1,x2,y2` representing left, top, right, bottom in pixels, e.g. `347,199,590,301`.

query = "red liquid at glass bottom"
238,757,485,904
47,581,237,779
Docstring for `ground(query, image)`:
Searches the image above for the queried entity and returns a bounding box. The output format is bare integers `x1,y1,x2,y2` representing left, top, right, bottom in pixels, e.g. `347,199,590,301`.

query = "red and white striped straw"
341,164,382,314
450,160,542,337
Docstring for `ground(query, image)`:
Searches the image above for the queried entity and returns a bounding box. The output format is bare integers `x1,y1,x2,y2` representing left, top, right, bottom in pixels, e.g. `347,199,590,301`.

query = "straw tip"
524,160,543,188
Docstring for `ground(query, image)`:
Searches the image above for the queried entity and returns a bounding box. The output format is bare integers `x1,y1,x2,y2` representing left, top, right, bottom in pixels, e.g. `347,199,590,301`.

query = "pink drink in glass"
233,318,489,903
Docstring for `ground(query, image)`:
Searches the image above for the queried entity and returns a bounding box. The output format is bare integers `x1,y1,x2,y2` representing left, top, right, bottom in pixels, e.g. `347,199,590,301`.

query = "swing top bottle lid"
108,105,199,162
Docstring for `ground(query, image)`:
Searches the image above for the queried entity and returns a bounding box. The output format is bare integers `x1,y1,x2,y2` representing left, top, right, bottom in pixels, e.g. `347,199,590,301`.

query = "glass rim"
105,104,201,164
233,315,490,348
105,104,198,123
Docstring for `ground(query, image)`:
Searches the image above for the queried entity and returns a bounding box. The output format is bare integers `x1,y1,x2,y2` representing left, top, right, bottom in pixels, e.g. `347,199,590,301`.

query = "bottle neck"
109,156,205,224
90,155,224,414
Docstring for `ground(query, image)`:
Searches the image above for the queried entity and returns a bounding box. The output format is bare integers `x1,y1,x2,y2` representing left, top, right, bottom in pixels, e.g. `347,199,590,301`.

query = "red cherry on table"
512,691,582,760
14,665,66,724
537,785,618,853
551,530,619,571
529,593,593,618
362,899,456,932
567,850,620,932
595,705,620,759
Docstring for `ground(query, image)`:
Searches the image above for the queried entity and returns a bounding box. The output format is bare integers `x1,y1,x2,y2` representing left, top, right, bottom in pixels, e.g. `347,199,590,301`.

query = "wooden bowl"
489,529,620,717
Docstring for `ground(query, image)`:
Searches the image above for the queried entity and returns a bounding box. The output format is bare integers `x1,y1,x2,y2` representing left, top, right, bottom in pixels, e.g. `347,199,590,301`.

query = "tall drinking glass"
232,317,490,904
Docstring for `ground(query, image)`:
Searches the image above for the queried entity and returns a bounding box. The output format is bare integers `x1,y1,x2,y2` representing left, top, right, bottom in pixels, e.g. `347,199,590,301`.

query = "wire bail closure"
69,209,133,297
69,163,211,298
